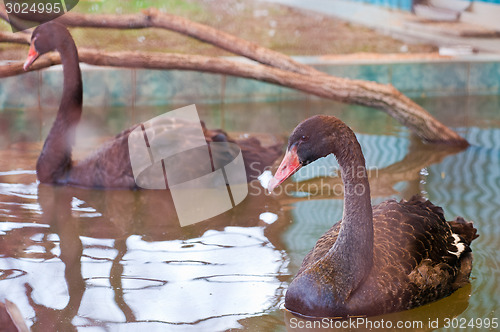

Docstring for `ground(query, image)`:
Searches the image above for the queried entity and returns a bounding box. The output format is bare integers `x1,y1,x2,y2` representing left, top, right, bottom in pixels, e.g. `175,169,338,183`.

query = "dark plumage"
24,22,281,189
268,115,478,317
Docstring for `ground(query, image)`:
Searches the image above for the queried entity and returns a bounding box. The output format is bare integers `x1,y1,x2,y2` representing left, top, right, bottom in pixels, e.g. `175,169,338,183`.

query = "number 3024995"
444,317,498,329
5,2,63,15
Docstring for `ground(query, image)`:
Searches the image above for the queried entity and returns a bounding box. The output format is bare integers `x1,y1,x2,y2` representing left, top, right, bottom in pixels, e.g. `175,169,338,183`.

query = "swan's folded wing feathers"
341,197,468,312
296,221,341,277
369,196,475,309
72,130,137,188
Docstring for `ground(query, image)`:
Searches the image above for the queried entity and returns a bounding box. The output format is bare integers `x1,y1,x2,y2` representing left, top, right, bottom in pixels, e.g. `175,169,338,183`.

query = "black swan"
23,22,281,188
268,115,478,317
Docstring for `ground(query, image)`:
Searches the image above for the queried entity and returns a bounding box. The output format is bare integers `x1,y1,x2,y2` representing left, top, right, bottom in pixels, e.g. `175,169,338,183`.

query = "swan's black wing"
71,120,282,189
290,195,477,316
352,195,477,314
295,221,342,277
204,126,283,182
70,125,140,188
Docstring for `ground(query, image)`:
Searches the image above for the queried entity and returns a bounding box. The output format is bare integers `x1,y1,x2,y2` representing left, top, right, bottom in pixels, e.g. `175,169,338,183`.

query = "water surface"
0,97,498,331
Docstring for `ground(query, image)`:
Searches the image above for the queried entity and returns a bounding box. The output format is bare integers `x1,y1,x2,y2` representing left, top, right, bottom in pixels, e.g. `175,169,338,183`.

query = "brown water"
0,97,499,331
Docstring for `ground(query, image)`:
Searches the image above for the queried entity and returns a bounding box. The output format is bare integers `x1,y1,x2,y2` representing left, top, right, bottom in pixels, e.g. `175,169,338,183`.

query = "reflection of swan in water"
60,183,288,245
20,187,85,332
0,183,290,329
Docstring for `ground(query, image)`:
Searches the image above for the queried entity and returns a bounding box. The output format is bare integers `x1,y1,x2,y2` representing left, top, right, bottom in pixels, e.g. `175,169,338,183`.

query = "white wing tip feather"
448,233,466,257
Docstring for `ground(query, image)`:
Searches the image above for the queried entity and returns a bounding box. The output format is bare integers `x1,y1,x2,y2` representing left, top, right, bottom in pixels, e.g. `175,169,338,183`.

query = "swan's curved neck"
325,128,374,300
58,42,83,118
36,37,82,183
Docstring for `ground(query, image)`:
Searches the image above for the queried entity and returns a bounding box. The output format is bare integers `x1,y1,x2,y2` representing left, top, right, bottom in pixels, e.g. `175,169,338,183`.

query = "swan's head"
267,115,350,192
23,22,71,71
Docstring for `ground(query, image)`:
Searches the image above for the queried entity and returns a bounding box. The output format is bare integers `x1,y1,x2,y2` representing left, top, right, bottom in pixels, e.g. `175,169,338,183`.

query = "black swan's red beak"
23,43,39,71
268,145,301,193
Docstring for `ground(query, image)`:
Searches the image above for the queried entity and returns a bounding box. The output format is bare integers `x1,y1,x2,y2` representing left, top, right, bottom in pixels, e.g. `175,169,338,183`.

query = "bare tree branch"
0,49,467,146
0,4,318,76
0,5,468,146
0,31,30,44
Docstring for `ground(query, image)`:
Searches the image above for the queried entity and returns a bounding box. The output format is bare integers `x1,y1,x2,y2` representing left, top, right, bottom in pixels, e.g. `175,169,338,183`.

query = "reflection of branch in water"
275,137,466,205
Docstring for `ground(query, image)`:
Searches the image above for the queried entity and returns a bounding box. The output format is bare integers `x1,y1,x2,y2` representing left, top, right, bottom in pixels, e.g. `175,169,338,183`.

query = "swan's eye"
31,36,38,49
300,135,309,142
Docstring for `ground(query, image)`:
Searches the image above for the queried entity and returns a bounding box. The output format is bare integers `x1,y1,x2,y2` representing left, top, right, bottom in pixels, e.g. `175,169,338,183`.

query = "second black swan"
268,115,478,317
24,22,281,189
